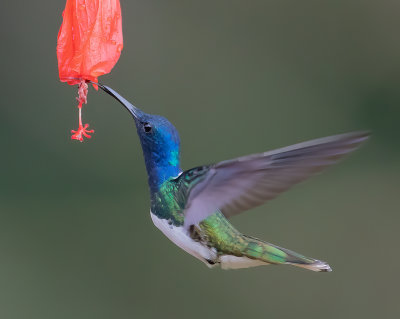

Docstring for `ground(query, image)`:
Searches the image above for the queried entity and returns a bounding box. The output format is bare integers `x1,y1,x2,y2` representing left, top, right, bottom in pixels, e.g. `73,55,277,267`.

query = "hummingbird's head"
97,84,181,190
133,112,181,167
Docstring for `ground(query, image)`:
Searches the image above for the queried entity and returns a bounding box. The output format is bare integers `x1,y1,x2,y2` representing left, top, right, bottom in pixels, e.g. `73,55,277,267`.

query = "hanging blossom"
57,0,123,142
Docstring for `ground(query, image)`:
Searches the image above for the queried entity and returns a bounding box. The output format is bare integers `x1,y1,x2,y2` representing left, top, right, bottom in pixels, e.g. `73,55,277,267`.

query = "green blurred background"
0,1,399,318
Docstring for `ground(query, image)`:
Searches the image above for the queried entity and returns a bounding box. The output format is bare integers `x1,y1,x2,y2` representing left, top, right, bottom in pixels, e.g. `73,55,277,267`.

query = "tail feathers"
281,246,332,272
242,235,332,272
289,259,332,272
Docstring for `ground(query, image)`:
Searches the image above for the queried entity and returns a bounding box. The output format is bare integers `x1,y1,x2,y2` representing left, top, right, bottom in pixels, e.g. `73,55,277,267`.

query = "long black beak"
90,81,144,119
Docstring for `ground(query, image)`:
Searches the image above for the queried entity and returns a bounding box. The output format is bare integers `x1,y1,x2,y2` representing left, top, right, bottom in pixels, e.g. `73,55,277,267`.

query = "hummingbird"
96,83,368,272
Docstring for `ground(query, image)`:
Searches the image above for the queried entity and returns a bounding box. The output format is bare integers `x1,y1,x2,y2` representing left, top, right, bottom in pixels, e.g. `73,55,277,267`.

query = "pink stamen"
71,80,94,142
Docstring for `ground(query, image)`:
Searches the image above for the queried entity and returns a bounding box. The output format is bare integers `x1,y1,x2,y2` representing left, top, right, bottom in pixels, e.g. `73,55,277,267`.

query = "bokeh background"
1,1,399,318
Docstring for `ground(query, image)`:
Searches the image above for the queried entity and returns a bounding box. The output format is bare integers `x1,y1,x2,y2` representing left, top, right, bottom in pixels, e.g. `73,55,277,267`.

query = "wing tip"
341,130,371,143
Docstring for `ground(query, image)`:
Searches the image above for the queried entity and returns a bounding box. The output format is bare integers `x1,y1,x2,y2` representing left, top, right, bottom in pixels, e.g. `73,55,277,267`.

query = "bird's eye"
143,123,152,133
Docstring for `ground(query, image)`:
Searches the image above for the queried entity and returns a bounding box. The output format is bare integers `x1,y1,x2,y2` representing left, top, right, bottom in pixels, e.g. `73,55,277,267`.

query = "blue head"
98,84,181,192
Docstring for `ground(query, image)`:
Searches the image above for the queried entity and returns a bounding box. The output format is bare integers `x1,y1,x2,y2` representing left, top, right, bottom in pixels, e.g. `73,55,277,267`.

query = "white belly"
150,212,217,266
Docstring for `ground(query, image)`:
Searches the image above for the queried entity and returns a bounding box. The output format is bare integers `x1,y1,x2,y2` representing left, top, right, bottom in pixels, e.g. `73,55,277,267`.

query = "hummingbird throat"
144,147,181,192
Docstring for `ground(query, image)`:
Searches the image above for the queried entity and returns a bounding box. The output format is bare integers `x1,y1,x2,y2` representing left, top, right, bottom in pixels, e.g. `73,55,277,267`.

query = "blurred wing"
178,131,369,228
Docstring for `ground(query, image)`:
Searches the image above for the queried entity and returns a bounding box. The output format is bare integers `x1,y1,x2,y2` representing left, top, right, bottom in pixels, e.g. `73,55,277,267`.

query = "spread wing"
174,131,369,229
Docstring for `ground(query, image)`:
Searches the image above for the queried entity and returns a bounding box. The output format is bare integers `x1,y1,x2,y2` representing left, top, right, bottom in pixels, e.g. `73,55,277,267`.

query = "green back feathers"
151,165,211,226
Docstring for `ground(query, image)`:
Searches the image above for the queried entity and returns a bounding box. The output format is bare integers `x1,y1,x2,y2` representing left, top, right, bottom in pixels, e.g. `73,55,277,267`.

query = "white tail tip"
294,260,332,272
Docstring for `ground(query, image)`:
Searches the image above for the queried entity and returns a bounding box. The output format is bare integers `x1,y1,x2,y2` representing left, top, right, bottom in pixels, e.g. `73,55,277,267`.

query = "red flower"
57,0,123,141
